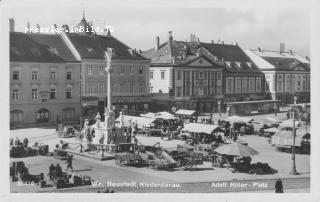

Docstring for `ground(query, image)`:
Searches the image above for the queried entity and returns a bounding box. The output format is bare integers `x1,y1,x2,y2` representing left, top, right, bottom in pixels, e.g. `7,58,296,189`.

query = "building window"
130,66,134,75
99,83,104,93
120,66,125,74
87,84,93,94
161,71,165,80
216,86,222,95
12,71,19,80
242,78,248,92
149,86,153,93
177,70,182,80
217,72,222,80
235,77,241,92
226,77,234,93
66,88,72,99
10,110,24,123
139,67,143,74
50,89,56,99
36,108,49,122
66,72,72,80
256,77,261,92
12,89,19,101
150,71,154,79
62,108,75,120
285,74,291,92
249,77,255,92
99,66,105,75
176,87,182,97
130,82,134,93
302,75,306,90
32,89,38,100
88,66,93,75
139,83,144,92
32,71,39,80
50,72,56,80
265,82,270,91
120,83,125,93
277,74,283,91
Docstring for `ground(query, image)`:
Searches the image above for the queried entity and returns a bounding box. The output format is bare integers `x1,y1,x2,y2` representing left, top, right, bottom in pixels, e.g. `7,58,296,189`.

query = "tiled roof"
262,57,309,71
200,42,251,62
10,32,78,63
67,33,147,60
142,40,220,66
251,49,310,64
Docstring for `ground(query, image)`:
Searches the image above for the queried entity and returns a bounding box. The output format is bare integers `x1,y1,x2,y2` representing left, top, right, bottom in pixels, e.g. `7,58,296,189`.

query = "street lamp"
290,95,299,175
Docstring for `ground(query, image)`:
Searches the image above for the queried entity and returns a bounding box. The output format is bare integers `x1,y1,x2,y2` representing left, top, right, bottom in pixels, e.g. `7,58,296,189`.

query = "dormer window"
30,48,41,56
235,62,241,67
246,62,252,68
48,47,59,56
226,62,231,67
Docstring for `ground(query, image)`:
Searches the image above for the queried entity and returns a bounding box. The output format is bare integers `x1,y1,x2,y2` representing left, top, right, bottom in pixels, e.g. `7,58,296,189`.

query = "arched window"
10,110,24,123
37,108,49,123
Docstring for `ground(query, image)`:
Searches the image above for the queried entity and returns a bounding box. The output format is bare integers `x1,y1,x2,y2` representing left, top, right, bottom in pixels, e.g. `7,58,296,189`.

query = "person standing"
65,155,74,172
275,178,284,193
49,164,55,181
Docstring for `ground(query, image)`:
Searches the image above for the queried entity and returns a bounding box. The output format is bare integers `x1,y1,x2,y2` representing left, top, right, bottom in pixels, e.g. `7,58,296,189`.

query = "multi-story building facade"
143,32,225,113
200,42,267,104
246,44,310,105
10,32,81,127
61,16,151,118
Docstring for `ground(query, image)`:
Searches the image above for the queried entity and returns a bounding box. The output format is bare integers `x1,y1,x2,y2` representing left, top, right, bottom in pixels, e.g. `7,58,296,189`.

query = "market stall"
115,115,157,129
271,128,310,153
175,109,197,124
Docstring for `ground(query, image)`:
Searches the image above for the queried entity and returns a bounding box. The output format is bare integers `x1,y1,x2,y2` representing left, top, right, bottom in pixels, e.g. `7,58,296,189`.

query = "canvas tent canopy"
115,115,157,129
183,123,221,134
141,111,177,120
264,127,279,133
175,109,196,116
271,128,310,147
224,115,253,124
279,119,300,128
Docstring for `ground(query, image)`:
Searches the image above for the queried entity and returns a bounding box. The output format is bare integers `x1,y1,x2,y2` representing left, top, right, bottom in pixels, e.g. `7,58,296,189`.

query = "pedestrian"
65,155,74,172
275,178,284,193
55,164,63,177
23,138,29,148
49,164,55,181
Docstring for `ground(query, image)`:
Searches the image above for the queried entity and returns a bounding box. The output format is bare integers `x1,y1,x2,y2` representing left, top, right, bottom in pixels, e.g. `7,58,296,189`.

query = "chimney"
9,18,15,32
139,49,142,54
280,42,285,53
222,41,224,45
305,56,310,61
197,37,200,43
289,50,293,55
168,31,173,42
62,24,69,33
235,42,238,46
155,36,160,50
257,47,261,52
211,40,214,44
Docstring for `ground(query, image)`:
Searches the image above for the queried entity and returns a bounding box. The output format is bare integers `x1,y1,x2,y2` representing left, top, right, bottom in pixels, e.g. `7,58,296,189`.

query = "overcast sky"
4,0,310,56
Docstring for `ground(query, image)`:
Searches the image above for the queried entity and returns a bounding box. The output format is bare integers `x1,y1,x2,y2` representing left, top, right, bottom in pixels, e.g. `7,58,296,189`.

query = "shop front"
112,96,151,116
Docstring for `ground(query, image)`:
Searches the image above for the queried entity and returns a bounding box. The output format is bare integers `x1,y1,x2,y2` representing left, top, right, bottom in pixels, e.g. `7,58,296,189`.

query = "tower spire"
82,8,85,19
